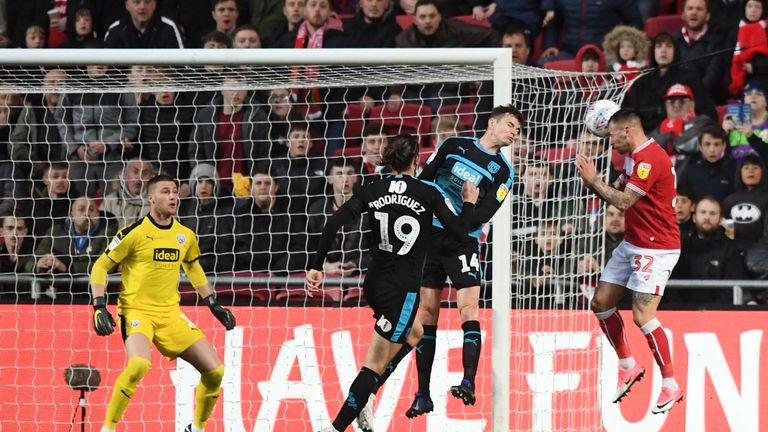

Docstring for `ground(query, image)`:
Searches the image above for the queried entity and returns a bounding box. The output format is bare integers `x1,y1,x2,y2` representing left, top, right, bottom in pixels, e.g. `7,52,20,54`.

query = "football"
584,99,621,138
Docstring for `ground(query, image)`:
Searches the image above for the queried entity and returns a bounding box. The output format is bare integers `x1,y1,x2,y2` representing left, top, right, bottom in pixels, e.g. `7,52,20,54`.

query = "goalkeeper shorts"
118,308,205,359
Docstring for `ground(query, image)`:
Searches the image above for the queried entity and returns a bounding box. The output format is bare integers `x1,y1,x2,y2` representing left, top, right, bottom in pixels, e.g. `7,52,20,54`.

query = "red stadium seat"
438,103,478,130
716,104,728,124
370,102,432,144
543,59,578,71
644,15,683,39
344,102,367,147
452,15,491,28
396,15,415,29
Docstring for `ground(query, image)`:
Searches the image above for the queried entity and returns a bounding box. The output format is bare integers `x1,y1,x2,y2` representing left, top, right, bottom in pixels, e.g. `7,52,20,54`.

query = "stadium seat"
396,15,415,29
453,15,491,28
344,102,367,147
370,102,432,144
438,102,477,130
543,59,578,71
644,15,683,39
716,104,728,124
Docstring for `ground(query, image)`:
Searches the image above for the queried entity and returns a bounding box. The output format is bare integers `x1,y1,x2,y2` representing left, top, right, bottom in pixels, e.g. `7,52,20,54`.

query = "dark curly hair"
382,134,419,172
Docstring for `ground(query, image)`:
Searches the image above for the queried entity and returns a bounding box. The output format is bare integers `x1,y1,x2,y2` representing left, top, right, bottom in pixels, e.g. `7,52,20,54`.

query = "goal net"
0,49,628,432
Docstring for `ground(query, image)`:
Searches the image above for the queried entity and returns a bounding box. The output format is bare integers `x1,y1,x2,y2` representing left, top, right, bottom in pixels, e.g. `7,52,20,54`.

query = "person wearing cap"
723,80,768,162
649,82,716,168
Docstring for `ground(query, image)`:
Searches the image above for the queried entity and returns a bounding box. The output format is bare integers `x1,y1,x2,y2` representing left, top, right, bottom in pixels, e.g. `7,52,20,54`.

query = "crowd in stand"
0,0,767,306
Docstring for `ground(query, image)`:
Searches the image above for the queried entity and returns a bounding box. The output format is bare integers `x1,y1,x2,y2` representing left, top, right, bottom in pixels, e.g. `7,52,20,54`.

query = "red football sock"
595,307,632,359
641,318,674,378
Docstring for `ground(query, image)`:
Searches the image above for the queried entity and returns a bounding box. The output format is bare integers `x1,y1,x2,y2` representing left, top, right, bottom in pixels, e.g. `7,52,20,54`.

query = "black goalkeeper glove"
92,296,115,336
204,295,236,330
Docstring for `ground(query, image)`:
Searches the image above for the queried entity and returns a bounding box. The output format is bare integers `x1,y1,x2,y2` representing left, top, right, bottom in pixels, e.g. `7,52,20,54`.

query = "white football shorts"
600,240,680,296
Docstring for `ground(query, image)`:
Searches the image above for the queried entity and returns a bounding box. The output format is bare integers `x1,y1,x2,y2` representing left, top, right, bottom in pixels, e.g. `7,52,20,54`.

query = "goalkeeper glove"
204,295,236,330
92,296,115,336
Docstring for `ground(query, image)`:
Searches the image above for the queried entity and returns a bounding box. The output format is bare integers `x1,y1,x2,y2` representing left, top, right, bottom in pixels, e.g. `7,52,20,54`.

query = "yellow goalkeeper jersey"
103,215,206,313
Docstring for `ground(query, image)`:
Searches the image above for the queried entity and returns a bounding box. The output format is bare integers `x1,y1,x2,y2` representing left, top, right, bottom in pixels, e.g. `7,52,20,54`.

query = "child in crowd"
602,25,649,82
25,25,46,49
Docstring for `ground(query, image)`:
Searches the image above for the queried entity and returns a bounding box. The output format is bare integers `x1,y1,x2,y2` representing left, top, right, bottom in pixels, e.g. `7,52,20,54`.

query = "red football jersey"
618,139,681,250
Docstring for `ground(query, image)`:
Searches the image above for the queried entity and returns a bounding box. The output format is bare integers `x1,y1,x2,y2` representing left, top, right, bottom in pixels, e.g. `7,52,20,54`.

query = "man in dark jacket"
671,196,748,305
677,124,736,202
624,32,717,132
676,0,726,102
104,0,184,48
178,164,235,273
343,0,401,48
396,0,500,48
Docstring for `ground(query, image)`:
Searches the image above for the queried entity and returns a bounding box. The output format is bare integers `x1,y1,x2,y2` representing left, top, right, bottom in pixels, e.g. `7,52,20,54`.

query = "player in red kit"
576,109,683,414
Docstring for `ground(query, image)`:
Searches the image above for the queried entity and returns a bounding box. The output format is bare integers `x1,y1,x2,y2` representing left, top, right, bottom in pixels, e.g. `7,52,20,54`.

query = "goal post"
0,48,630,431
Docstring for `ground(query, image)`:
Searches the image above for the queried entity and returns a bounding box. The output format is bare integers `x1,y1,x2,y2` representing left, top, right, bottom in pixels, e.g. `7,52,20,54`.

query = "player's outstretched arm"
575,154,641,211
90,253,118,336
434,181,479,238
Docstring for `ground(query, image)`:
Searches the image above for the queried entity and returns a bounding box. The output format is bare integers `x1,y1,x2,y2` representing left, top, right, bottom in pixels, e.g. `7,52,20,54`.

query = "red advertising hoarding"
0,306,765,431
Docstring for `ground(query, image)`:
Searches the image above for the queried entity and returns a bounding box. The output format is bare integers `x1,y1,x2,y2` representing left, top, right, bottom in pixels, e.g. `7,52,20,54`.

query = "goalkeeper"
89,174,235,432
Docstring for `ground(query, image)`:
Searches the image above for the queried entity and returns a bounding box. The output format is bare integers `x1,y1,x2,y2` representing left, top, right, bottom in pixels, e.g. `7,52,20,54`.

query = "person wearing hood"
59,7,98,48
602,25,648,82
677,124,736,202
722,80,768,162
670,196,748,305
100,158,154,229
178,164,235,273
727,0,768,95
623,32,717,133
722,154,768,243
343,0,401,48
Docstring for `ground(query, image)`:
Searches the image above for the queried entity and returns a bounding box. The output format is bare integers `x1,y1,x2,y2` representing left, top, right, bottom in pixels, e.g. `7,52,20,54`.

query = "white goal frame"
1,47,514,432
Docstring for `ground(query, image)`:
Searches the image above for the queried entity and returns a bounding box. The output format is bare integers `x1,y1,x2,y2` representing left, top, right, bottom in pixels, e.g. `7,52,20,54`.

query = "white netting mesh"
0,54,631,431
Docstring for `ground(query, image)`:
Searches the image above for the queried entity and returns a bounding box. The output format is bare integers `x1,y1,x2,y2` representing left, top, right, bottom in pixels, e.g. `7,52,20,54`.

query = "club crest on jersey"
487,161,501,174
451,162,482,185
637,162,652,180
177,233,186,245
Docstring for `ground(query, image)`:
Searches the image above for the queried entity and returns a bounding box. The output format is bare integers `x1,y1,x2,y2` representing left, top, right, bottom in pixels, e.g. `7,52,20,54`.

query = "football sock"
461,320,482,387
595,307,633,360
332,367,380,431
641,318,675,379
193,364,224,429
415,325,437,397
103,357,151,429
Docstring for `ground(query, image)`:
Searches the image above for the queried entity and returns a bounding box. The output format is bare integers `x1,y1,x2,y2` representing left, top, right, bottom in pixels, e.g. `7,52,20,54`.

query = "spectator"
539,0,642,64
623,32,717,132
675,191,696,238
275,0,345,48
265,88,304,145
231,24,262,48
136,71,194,180
308,158,370,276
395,0,500,48
0,0,9,48
104,0,184,48
343,0,401,48
602,25,648,81
60,7,98,48
710,0,741,36
29,162,80,238
233,164,289,272
728,0,768,96
56,64,139,197
28,196,116,281
178,163,235,273
677,0,726,102
723,81,768,162
202,30,229,48
189,76,270,192
576,204,625,293
269,0,306,45
430,114,461,147
246,0,286,47
576,44,605,73
649,83,714,167
502,24,534,66
677,124,736,202
358,123,388,185
671,195,748,304
212,0,240,38
723,155,768,244
3,91,45,187
100,158,154,229
0,213,34,275
24,24,46,48
603,204,625,259
473,0,554,40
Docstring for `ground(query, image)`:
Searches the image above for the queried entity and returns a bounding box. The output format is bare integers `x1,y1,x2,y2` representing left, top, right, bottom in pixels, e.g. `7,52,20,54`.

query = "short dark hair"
251,161,277,178
288,121,310,135
415,0,441,14
696,194,722,214
326,157,360,175
653,32,676,48
698,123,726,143
44,162,69,176
581,47,601,63
74,7,92,20
232,24,260,38
382,134,420,172
362,123,385,138
0,209,28,228
147,174,178,192
490,104,525,129
607,109,642,127
201,30,228,46
502,24,532,49
212,0,238,10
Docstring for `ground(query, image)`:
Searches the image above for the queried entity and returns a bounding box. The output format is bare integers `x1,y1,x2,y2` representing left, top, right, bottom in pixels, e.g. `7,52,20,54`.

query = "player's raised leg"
591,280,644,403
179,338,225,432
405,287,441,418
449,285,481,406
101,333,152,432
631,292,683,414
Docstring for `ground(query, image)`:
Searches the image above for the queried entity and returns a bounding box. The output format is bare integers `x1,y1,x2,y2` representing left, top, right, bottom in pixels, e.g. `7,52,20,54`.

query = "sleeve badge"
637,162,652,180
